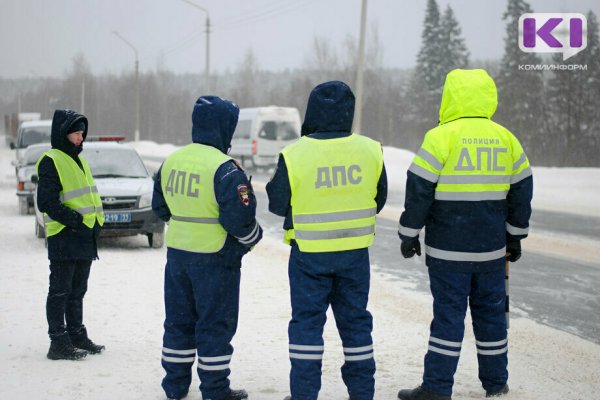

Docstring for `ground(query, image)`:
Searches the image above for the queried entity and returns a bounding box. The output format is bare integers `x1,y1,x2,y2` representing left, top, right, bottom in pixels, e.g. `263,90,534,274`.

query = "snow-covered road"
1,142,599,400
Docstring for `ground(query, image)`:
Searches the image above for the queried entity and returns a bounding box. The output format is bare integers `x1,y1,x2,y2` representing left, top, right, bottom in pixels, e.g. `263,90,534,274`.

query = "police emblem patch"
237,184,250,206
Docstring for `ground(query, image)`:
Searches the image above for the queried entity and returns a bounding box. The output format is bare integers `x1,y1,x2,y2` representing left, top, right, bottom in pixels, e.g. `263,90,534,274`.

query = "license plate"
104,212,131,223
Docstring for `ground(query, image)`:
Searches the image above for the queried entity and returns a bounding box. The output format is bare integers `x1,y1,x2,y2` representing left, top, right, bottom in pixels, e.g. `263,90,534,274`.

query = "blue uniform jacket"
152,96,262,265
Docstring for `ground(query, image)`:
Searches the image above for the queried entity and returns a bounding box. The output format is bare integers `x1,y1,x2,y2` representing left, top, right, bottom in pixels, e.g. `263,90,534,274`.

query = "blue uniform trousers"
47,259,92,341
161,256,241,400
422,268,508,397
288,244,376,400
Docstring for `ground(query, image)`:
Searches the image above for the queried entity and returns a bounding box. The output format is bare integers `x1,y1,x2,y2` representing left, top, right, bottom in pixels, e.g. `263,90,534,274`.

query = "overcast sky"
0,0,598,79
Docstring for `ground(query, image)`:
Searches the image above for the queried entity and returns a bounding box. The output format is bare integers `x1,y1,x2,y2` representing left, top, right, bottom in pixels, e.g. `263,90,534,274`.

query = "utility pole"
113,31,140,142
80,76,85,114
354,0,368,134
180,0,211,92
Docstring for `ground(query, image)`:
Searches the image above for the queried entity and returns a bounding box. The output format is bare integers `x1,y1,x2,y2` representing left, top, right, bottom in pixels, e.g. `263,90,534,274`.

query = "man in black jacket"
37,109,105,360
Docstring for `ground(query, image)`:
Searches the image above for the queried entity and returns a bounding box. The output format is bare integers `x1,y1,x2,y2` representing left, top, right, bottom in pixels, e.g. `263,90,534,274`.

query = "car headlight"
139,193,152,209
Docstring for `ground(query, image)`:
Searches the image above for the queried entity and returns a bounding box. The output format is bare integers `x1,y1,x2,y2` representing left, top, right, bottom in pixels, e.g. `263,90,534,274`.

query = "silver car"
34,141,165,248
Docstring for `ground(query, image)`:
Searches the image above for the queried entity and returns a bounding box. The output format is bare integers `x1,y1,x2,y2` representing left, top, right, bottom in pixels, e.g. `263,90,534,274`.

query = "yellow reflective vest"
36,149,104,237
281,133,383,252
161,143,232,253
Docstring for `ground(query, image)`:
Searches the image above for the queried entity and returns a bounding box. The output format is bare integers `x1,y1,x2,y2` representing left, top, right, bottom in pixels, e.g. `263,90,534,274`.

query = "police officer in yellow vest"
152,96,262,400
267,81,388,400
36,109,105,361
397,69,533,400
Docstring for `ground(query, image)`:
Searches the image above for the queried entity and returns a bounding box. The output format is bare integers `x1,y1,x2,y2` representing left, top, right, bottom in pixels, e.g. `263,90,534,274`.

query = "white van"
230,106,301,168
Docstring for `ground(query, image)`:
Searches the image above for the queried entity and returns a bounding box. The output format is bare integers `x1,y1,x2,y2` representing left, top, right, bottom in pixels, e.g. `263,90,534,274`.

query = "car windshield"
258,121,299,141
82,147,148,178
19,126,51,147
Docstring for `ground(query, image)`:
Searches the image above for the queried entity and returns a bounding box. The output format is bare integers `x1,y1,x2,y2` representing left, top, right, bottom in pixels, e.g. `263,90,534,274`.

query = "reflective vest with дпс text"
161,143,232,253
281,133,383,252
36,149,104,237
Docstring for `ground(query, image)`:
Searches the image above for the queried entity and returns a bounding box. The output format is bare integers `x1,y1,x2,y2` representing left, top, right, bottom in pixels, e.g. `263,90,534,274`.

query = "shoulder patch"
237,184,250,206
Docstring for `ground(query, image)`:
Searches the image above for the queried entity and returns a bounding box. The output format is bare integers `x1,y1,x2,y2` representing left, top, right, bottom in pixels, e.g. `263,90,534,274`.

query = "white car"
11,119,52,159
15,143,51,214
34,141,165,248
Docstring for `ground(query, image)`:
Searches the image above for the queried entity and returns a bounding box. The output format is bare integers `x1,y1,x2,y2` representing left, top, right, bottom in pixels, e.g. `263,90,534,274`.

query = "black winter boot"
72,336,105,354
486,384,509,397
397,386,451,400
47,341,88,360
220,388,248,400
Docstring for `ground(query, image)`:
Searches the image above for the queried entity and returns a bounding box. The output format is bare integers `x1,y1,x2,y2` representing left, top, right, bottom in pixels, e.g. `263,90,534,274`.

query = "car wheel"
18,197,28,215
35,220,45,239
148,232,164,248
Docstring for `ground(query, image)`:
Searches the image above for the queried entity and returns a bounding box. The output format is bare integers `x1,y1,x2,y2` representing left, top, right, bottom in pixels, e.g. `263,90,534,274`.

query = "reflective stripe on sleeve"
513,153,528,171
506,222,528,236
398,224,421,238
510,166,532,184
417,148,443,171
236,221,260,244
409,163,439,183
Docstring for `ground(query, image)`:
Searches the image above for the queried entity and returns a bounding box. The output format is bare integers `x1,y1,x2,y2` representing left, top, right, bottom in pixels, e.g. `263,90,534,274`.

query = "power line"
149,0,321,64
216,0,320,29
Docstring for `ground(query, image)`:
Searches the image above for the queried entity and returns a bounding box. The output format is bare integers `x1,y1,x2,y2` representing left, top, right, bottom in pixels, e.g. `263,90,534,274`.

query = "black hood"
191,96,240,153
301,81,355,136
51,109,88,157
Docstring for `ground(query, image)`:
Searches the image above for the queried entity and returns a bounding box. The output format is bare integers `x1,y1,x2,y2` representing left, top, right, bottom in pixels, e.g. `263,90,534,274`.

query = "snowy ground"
1,140,599,400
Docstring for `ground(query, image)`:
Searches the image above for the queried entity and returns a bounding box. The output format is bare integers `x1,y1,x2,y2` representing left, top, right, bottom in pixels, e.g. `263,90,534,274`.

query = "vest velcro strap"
171,215,220,224
295,225,375,240
294,208,376,224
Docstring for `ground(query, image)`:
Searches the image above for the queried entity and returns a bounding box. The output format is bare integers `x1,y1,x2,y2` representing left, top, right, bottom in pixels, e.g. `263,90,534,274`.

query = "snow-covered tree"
406,0,471,149
414,0,444,91
439,5,470,75
547,10,600,166
495,0,545,164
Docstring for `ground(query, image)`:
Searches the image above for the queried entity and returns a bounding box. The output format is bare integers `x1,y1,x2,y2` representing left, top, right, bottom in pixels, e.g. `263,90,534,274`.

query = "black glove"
401,237,421,258
506,241,521,262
